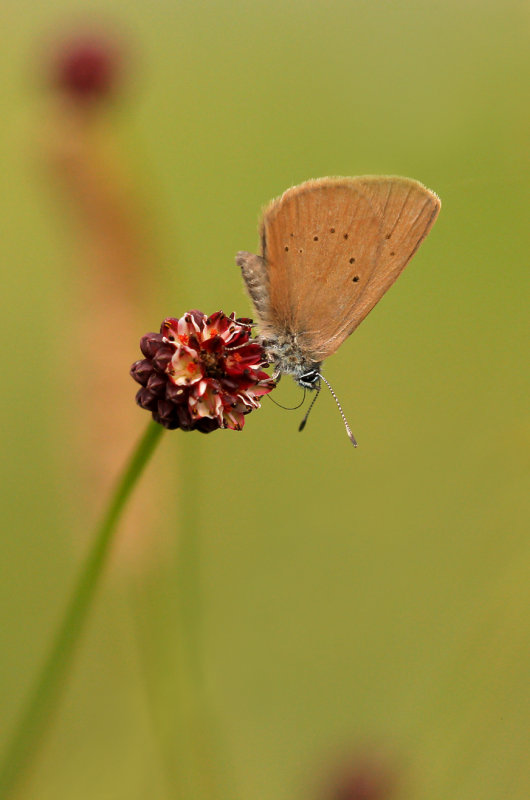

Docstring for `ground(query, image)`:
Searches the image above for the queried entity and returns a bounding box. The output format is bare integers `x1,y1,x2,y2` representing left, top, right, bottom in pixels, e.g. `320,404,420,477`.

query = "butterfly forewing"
260,176,440,362
336,177,441,354
261,181,381,356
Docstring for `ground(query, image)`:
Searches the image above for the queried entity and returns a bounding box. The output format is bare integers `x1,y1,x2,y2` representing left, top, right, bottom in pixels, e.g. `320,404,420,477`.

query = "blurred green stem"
173,438,240,800
0,420,163,800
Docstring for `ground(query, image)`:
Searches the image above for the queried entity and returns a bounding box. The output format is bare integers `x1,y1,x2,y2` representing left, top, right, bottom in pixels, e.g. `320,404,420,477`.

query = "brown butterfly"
237,176,440,444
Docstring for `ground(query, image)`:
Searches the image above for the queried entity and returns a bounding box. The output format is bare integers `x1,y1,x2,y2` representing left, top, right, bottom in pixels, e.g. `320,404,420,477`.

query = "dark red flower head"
131,311,275,433
319,750,400,800
51,33,122,101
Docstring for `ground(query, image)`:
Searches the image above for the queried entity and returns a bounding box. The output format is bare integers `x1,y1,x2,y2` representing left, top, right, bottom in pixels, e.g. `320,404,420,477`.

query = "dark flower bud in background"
131,311,275,433
315,748,401,800
49,30,123,102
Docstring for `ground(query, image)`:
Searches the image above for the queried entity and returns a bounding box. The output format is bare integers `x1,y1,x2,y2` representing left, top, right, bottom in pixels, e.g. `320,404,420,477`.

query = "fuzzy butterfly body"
237,176,440,390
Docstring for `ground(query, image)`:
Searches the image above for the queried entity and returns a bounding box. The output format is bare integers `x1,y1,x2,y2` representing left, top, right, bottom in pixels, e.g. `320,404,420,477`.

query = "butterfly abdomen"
236,251,270,319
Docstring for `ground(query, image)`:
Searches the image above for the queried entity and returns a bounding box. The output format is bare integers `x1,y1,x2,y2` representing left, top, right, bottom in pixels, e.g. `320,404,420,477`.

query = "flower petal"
168,346,204,386
222,406,245,430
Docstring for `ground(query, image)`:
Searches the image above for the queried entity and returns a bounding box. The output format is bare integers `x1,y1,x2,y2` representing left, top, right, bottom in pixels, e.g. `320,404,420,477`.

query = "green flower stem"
0,420,164,800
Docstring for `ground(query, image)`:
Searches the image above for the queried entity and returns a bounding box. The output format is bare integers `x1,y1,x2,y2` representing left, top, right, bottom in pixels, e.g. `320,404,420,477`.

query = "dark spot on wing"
390,251,395,256
343,233,349,239
330,227,335,233
352,275,359,283
349,257,355,264
284,246,289,251
313,235,319,241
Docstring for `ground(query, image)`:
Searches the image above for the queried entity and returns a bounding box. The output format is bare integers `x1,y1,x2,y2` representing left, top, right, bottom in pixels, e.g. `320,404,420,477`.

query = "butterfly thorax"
260,330,321,389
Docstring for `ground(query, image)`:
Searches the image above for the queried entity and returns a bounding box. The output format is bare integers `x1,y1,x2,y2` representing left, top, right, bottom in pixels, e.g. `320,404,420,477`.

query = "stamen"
225,342,253,352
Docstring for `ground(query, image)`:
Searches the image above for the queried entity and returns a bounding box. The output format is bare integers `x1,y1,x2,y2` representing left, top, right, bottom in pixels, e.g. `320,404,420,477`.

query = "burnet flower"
131,310,275,432
49,32,123,102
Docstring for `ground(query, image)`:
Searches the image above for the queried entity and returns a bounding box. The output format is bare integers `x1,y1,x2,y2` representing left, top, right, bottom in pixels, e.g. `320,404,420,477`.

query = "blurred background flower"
50,31,123,102
0,2,528,799
315,747,400,800
33,20,175,572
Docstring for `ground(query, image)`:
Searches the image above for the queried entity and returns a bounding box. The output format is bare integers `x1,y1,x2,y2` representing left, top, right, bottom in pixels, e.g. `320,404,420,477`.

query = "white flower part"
237,391,260,409
189,382,223,420
177,313,202,341
169,346,203,386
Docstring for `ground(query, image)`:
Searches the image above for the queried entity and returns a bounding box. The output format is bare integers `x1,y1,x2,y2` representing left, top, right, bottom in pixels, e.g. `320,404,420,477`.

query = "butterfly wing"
256,176,440,362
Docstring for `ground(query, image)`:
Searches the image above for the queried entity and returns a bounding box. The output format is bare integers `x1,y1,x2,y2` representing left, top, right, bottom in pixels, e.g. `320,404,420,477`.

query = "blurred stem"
0,420,163,800
173,439,240,800
126,439,208,799
175,439,203,685
131,436,238,800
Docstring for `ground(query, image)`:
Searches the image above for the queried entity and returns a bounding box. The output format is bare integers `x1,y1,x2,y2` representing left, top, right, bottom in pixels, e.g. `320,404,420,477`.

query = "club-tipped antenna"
298,384,320,432
318,373,358,447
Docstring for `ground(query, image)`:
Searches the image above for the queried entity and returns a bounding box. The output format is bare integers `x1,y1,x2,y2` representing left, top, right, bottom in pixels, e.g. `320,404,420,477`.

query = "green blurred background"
0,1,528,798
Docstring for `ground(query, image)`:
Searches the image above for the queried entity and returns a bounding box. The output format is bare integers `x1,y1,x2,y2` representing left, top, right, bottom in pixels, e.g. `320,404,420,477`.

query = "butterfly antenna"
298,385,320,432
317,373,358,447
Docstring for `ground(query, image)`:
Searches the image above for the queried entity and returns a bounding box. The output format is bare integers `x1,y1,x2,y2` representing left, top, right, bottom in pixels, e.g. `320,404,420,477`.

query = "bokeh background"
0,1,528,798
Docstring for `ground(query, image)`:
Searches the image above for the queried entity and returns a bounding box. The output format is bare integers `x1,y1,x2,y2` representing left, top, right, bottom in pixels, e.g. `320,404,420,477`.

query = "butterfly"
236,176,440,444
